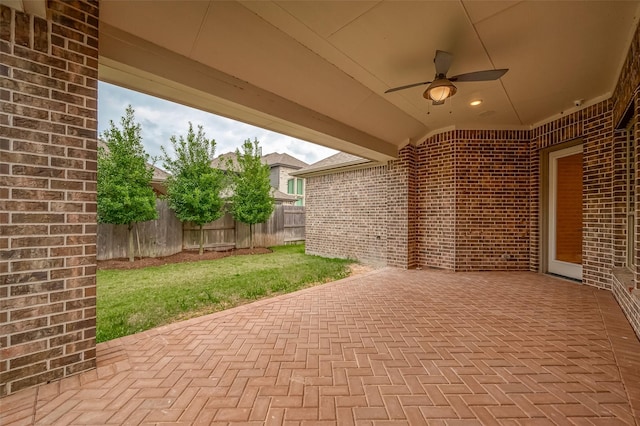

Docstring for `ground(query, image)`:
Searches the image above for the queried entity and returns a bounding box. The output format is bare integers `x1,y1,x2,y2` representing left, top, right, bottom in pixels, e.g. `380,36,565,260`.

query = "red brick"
2,0,98,397
11,213,65,223
10,348,64,369
10,258,64,272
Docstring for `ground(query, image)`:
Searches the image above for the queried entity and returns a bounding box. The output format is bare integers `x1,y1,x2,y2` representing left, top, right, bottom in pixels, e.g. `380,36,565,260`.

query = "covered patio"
2,0,640,418
2,270,639,424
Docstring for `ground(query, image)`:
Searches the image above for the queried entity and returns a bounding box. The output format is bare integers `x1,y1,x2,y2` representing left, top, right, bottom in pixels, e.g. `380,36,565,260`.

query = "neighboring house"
211,151,308,206
262,153,308,206
149,165,169,196
269,188,298,206
209,152,237,171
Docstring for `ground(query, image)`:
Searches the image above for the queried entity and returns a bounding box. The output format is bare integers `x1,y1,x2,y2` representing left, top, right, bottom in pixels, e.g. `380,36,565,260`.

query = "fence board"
284,206,305,242
183,212,236,250
97,199,183,260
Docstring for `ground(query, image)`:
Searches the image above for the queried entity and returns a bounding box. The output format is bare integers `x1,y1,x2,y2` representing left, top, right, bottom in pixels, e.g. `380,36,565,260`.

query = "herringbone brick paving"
2,270,639,425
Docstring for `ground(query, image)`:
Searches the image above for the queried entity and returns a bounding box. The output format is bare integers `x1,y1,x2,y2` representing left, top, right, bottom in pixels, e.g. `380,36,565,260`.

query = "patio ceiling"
99,1,640,161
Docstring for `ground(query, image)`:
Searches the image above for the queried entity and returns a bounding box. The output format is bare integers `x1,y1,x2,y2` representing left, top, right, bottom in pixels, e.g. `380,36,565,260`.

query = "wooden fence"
183,205,305,250
97,199,183,260
97,202,305,260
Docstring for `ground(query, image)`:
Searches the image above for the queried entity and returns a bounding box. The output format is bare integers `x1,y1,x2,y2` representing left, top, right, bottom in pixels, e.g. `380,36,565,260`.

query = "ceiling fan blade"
449,69,508,82
385,80,432,94
434,50,453,76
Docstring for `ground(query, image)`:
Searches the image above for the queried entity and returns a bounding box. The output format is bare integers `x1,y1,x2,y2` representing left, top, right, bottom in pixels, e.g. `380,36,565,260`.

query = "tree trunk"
199,224,204,255
250,223,254,250
128,223,134,262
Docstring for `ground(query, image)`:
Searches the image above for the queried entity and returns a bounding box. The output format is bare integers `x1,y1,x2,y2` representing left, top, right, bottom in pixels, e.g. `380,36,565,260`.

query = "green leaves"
99,107,277,253
227,139,275,227
161,123,227,254
162,123,226,227
97,105,158,227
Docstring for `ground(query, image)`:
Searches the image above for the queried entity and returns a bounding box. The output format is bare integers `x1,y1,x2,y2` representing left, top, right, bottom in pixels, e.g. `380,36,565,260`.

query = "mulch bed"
97,248,272,270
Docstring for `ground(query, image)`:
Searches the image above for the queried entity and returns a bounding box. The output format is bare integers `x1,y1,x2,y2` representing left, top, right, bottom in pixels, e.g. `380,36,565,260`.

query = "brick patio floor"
2,269,640,425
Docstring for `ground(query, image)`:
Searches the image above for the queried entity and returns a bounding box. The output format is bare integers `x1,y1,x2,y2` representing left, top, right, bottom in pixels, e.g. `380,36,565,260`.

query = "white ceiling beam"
23,0,45,18
99,23,398,162
0,0,46,17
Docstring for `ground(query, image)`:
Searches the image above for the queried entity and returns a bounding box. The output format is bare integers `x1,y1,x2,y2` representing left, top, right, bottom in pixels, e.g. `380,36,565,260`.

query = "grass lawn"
97,244,353,343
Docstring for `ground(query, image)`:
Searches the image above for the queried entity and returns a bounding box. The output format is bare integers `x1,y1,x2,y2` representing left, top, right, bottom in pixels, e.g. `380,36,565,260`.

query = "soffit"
99,0,640,159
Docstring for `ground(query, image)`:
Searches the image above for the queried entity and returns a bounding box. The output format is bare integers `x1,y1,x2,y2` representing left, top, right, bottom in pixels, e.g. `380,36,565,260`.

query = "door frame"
540,139,583,280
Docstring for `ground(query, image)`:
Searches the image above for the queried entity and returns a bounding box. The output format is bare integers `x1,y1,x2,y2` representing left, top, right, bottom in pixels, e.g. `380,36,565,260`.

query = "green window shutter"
296,178,304,195
287,179,294,194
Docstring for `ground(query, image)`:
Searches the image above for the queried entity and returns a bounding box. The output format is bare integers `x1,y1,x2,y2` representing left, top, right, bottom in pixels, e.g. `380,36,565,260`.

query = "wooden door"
548,145,583,280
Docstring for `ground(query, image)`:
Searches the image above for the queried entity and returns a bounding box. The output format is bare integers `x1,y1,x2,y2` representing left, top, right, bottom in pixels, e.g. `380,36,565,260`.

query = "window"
296,178,304,195
295,199,303,206
287,178,294,194
626,123,636,268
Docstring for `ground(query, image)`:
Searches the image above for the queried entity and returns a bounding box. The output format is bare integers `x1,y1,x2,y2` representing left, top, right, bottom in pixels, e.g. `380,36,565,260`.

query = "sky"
98,82,338,167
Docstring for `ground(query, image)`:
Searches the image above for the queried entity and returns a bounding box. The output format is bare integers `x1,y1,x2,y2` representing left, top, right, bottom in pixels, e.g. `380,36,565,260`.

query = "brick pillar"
0,0,98,397
387,144,416,268
416,132,457,270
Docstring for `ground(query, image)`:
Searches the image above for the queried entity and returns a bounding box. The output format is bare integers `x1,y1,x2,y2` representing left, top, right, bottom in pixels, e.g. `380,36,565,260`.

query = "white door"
548,145,583,280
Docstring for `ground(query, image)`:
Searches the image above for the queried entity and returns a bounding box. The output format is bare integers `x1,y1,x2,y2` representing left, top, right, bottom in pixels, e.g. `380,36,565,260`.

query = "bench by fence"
97,202,305,260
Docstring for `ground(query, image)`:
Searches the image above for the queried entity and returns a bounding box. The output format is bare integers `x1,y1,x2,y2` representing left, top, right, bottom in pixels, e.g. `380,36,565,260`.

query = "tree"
98,105,157,262
161,123,226,255
227,139,274,249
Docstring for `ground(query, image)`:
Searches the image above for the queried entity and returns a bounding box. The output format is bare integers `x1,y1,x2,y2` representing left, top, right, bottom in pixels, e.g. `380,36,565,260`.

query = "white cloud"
98,82,337,166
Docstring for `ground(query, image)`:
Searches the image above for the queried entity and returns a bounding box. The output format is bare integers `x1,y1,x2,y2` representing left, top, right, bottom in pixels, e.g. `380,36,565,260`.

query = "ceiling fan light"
428,86,450,102
424,79,457,103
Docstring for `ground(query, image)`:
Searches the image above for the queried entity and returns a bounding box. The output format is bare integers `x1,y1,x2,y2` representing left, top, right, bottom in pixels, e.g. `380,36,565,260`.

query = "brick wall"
611,128,628,269
630,89,640,338
531,102,614,290
610,19,639,335
304,146,416,269
305,165,388,266
635,91,640,292
302,21,639,338
387,145,416,268
0,0,98,396
583,102,615,290
612,23,639,127
415,130,530,271
416,131,456,269
454,130,530,271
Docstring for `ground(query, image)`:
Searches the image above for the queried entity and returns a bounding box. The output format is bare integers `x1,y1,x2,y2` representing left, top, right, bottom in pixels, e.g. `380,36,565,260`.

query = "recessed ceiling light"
469,99,483,106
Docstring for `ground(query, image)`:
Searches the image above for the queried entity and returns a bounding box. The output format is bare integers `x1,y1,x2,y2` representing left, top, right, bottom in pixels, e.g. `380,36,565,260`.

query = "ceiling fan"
385,50,508,105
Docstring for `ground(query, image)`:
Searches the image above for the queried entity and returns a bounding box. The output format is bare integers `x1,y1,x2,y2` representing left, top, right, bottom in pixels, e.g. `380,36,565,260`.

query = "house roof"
100,1,640,162
262,152,308,169
211,151,307,171
209,152,237,171
292,152,376,177
272,188,297,202
150,164,169,182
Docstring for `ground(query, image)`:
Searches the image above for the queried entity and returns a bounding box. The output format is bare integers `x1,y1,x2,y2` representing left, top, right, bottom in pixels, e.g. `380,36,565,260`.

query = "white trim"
530,94,612,129
548,144,583,280
291,159,385,178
